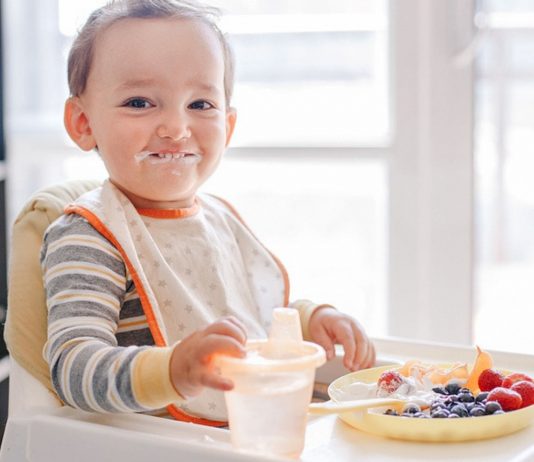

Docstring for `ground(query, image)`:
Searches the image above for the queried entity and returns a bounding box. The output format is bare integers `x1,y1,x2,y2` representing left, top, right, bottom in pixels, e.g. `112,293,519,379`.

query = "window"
5,0,532,352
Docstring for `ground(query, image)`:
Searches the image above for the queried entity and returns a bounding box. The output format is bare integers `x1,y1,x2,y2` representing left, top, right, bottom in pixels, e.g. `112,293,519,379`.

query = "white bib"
68,180,288,421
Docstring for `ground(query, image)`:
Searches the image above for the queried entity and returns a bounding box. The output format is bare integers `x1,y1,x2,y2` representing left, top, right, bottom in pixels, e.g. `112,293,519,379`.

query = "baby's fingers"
349,322,370,370
359,340,376,369
223,316,248,343
311,324,336,360
199,335,246,365
334,322,360,370
205,316,247,345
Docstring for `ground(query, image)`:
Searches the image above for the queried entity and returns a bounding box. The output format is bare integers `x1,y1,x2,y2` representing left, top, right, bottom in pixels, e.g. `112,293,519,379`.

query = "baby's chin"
111,180,199,210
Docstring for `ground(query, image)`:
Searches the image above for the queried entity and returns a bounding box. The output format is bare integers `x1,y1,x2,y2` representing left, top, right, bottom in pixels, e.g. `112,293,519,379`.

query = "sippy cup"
216,308,325,459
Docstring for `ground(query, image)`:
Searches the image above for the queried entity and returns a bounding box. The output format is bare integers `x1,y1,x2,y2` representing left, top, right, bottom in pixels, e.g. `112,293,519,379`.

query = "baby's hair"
67,0,234,105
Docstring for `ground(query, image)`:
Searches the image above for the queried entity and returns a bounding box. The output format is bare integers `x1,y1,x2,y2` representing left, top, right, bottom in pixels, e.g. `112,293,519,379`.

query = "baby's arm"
42,215,180,412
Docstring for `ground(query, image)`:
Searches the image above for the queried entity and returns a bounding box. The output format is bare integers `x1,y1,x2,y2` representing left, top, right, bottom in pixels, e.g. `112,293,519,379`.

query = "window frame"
387,0,476,344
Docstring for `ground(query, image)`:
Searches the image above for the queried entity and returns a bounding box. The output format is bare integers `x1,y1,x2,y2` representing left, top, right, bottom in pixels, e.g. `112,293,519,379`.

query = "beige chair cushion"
4,179,102,393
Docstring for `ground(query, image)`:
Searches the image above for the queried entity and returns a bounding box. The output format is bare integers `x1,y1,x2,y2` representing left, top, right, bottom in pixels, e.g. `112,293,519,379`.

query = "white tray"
1,338,533,462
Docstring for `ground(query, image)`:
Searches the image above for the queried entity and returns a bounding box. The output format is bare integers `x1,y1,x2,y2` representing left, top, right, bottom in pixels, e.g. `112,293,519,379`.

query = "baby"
41,0,375,425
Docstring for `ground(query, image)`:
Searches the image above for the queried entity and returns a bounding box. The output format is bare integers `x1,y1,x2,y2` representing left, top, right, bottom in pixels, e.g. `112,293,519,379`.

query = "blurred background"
1,0,534,437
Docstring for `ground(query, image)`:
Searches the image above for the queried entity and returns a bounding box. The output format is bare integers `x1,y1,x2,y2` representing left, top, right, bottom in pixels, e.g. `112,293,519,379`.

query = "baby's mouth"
150,152,195,160
134,151,201,165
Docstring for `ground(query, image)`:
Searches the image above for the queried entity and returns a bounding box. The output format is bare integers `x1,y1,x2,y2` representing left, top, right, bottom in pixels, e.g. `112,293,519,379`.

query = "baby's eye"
123,98,153,109
189,100,214,111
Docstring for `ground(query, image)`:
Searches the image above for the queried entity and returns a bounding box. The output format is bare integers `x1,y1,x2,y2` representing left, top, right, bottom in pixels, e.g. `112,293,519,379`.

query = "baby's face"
72,17,235,209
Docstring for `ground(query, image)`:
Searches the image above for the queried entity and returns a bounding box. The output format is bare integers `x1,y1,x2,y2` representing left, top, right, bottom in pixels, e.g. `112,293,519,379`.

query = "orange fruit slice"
464,345,493,392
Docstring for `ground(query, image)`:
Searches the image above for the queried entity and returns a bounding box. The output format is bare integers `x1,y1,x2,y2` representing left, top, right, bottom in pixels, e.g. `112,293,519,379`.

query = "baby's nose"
156,110,191,140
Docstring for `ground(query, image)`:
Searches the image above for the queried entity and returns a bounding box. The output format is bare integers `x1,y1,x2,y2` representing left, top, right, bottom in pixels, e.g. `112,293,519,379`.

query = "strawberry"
511,381,534,408
377,370,404,394
502,373,534,388
487,387,523,411
478,368,504,392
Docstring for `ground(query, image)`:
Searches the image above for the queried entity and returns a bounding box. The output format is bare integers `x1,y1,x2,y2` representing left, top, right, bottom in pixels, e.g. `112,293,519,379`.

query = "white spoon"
308,397,405,415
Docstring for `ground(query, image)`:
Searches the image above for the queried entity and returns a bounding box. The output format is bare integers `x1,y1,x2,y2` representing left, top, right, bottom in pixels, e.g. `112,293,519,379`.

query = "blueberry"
458,392,475,403
430,397,447,407
432,386,448,395
431,409,450,418
485,401,502,414
445,383,462,395
469,406,486,417
459,387,472,394
431,406,447,415
403,403,421,414
493,410,505,415
413,412,426,418
448,413,460,418
444,395,459,405
450,404,469,417
443,404,456,413
465,403,476,412
476,392,489,403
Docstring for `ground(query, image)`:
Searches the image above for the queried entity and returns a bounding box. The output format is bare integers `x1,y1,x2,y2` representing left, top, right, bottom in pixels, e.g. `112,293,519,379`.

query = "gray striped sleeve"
42,213,151,413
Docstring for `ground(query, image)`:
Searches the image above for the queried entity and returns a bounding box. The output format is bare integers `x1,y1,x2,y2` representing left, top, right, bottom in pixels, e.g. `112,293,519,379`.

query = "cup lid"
215,339,326,373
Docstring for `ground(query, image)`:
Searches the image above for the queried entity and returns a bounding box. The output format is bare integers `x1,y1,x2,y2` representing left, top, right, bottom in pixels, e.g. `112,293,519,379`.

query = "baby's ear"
225,107,237,147
64,97,97,151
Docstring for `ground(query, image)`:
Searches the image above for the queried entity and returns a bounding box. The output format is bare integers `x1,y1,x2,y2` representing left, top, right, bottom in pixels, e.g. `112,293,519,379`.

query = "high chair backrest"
4,179,101,410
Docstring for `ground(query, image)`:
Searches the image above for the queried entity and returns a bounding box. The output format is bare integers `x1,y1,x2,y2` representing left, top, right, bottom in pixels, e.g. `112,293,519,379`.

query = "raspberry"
511,381,534,408
502,373,534,388
478,368,504,392
487,387,523,411
377,370,404,394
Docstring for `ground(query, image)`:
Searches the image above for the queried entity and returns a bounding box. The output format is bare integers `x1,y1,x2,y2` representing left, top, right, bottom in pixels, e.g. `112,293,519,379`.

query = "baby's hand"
308,306,375,372
169,316,247,398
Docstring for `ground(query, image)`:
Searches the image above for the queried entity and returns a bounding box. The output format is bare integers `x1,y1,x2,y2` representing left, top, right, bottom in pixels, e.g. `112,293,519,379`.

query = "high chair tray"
1,338,533,462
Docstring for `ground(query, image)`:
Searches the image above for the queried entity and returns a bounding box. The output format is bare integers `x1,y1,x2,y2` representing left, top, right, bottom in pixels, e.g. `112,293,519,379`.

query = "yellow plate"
328,364,534,442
